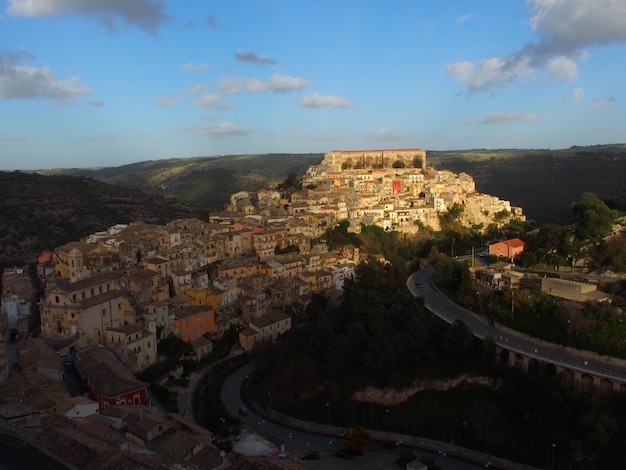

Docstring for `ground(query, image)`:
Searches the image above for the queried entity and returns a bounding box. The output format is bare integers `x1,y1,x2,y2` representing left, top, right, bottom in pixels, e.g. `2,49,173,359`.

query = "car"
238,407,248,416
416,282,424,288
384,440,400,449
300,451,320,460
335,449,352,459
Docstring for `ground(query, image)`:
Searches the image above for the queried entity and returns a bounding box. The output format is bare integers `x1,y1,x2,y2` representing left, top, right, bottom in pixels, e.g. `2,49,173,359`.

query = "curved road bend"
221,361,528,469
408,267,626,383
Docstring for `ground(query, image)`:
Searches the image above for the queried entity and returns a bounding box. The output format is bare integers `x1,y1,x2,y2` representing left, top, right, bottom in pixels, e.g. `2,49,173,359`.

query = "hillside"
0,171,199,268
39,146,626,225
428,144,626,224
6,144,626,268
40,153,324,209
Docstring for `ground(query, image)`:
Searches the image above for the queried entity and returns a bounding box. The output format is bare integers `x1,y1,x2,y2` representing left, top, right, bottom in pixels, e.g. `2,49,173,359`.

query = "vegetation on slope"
0,171,198,269
248,248,626,469
429,144,626,225
41,153,324,209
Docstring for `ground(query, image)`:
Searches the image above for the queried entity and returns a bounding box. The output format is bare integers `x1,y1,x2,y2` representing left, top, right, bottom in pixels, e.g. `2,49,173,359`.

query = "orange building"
173,305,216,342
488,238,526,259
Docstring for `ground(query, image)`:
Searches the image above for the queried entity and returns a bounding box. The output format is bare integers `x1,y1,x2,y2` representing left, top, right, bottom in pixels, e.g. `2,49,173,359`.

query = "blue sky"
1,0,625,170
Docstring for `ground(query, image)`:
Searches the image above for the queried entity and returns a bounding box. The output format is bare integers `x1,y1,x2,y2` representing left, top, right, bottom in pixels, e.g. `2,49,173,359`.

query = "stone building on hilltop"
321,148,426,172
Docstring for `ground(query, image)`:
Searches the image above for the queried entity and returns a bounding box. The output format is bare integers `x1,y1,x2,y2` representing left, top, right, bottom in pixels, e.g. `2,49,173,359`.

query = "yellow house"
184,286,223,309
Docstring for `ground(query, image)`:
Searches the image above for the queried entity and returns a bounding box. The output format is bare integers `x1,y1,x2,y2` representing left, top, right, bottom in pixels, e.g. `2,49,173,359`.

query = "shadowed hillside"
0,171,199,268
428,144,626,224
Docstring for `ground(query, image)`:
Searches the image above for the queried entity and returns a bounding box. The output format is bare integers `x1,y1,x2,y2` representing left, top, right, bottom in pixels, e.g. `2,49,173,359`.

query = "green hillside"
428,144,626,224
42,153,324,209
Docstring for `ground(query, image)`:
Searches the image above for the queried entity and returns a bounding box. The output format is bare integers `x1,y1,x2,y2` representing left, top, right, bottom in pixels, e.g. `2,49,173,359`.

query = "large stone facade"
322,148,426,172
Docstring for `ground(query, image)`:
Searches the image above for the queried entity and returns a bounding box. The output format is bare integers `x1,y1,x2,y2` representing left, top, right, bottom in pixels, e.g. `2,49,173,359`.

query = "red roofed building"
77,346,148,409
489,238,526,259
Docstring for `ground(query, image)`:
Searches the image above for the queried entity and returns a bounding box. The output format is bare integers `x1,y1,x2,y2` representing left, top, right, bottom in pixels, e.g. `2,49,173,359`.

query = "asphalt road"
408,267,626,383
221,361,498,469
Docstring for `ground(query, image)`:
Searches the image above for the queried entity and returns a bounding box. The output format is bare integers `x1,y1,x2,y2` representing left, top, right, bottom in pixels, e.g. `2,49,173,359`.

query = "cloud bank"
446,0,626,92
0,51,93,102
7,0,170,33
299,93,353,108
235,50,278,66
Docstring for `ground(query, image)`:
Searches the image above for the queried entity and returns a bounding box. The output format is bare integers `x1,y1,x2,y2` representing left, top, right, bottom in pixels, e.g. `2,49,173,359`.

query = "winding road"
220,361,504,469
408,267,626,384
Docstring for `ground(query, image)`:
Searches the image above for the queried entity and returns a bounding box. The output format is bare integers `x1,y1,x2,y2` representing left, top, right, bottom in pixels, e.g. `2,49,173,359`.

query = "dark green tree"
571,192,616,242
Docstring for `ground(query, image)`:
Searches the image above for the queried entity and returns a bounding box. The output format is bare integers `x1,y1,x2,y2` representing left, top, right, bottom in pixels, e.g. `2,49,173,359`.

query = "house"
105,323,157,373
17,338,63,381
541,277,609,302
173,305,216,342
238,309,292,351
189,336,213,361
489,238,526,259
77,346,148,409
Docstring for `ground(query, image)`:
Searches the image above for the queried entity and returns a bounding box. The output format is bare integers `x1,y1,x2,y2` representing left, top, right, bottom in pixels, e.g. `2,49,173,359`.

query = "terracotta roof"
78,347,146,398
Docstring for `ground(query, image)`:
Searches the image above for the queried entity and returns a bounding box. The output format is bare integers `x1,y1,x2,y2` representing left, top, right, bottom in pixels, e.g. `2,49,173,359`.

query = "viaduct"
408,268,626,398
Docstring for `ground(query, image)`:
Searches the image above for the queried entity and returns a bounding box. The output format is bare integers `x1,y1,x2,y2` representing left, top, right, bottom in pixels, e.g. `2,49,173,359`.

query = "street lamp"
551,443,556,470
326,403,330,425
385,408,390,430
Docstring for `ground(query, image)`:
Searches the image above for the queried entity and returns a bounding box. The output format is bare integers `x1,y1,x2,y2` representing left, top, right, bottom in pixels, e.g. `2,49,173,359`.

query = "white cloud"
446,56,533,92
528,0,626,51
446,0,626,92
217,77,245,95
186,83,207,95
363,128,412,141
299,93,353,109
186,121,252,139
570,87,585,102
157,95,183,107
7,0,170,33
245,74,309,93
85,99,104,107
191,94,222,108
456,14,472,25
182,62,209,72
235,50,278,66
464,111,540,126
0,52,93,101
0,133,26,141
205,13,226,31
590,97,616,109
546,56,578,81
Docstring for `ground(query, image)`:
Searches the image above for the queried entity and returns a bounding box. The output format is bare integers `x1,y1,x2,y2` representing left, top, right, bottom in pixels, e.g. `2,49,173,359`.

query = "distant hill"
428,144,626,224
0,171,199,269
40,153,325,209
6,145,626,269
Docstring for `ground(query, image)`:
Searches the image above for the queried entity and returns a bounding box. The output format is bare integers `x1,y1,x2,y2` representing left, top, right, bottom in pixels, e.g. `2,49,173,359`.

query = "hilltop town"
0,149,525,468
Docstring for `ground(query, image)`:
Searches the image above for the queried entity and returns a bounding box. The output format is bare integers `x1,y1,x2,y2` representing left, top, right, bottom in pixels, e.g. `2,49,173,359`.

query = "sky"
1,0,625,170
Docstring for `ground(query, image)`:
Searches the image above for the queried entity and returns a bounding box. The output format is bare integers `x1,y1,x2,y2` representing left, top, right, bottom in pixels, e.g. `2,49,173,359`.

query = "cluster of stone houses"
36,218,360,366
302,149,524,233
0,149,580,468
1,149,527,382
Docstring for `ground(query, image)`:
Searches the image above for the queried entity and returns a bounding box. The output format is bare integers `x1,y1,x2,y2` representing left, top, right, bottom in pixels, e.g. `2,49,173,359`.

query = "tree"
571,192,616,242
342,426,372,455
363,332,394,385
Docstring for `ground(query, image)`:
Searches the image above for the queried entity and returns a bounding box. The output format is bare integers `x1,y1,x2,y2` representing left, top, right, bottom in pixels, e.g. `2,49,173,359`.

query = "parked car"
335,449,352,459
384,440,400,449
238,407,248,416
300,450,320,460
